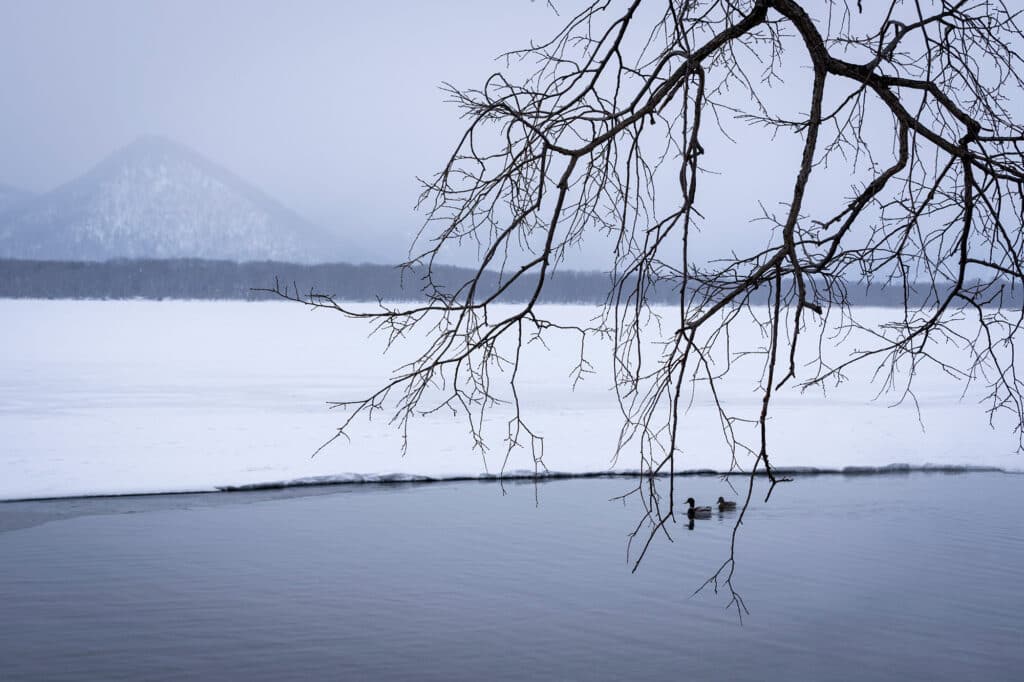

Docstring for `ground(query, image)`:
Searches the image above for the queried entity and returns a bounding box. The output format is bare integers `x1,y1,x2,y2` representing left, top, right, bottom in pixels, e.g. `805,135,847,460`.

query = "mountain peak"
128,133,179,148
109,135,206,164
0,136,354,263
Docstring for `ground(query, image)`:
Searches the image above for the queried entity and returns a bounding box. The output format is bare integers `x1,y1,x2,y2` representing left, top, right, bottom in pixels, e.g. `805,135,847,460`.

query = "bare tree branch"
267,0,1024,609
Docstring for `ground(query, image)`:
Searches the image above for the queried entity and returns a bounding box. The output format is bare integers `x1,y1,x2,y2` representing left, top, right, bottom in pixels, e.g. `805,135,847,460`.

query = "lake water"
1,473,1021,680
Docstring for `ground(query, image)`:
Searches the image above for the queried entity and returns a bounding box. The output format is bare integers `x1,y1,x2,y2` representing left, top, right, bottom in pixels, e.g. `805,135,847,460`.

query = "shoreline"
3,463,1017,504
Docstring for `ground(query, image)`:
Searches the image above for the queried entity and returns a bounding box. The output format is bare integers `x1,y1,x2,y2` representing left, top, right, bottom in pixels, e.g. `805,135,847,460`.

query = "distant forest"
0,258,1017,308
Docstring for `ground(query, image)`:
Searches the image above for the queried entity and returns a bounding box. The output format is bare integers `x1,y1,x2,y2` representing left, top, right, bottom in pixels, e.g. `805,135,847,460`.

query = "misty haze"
2,2,1023,680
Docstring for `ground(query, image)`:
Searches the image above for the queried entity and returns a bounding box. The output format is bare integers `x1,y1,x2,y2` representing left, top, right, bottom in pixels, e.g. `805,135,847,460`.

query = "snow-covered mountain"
0,184,34,215
0,136,354,262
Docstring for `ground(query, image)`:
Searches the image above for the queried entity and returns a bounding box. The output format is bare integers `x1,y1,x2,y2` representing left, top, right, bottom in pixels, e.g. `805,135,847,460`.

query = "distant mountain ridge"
0,136,355,263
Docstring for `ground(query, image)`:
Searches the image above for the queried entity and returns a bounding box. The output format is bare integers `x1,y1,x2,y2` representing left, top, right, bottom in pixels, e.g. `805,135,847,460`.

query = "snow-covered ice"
1,299,1020,501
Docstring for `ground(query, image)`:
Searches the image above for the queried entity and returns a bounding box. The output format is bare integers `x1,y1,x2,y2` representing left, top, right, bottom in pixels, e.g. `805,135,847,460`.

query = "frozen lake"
4,299,1021,678
2,299,1022,500
1,473,1022,680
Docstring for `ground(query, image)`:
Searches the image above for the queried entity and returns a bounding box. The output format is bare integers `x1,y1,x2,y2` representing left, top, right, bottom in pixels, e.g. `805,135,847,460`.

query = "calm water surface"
1,473,1022,681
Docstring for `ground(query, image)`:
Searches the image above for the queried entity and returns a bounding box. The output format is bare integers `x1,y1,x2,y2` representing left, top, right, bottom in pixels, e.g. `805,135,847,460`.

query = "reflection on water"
1,473,1022,681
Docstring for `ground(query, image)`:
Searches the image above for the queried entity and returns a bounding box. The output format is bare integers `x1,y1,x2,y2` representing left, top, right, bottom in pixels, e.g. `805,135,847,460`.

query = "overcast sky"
0,0,573,261
0,1,927,269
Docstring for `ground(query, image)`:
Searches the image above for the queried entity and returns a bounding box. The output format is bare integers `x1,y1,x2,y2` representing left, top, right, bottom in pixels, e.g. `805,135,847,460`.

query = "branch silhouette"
265,0,1024,608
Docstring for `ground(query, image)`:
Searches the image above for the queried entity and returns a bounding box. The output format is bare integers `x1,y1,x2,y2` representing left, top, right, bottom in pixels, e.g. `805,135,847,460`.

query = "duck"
717,496,738,511
685,497,712,519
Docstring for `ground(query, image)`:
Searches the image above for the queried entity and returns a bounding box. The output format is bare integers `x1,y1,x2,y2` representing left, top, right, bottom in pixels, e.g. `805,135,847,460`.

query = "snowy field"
2,299,1021,500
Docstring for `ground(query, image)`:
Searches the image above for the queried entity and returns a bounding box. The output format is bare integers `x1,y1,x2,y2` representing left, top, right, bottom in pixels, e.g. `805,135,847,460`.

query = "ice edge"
215,462,1014,492
2,463,1017,503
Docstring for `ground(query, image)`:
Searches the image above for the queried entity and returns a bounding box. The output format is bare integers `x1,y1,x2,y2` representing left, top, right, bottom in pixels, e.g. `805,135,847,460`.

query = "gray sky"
0,0,567,261
0,1,935,269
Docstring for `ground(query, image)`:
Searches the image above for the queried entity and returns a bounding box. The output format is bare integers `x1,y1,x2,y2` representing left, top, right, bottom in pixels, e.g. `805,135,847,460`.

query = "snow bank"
1,300,1020,501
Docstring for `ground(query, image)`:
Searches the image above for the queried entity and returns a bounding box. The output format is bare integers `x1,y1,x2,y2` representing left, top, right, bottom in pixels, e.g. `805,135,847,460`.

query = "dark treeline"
0,259,609,303
0,258,1017,308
